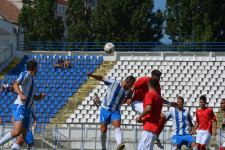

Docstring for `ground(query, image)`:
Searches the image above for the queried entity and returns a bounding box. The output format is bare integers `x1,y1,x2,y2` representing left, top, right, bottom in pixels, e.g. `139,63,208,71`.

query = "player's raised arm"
162,98,178,108
87,72,105,81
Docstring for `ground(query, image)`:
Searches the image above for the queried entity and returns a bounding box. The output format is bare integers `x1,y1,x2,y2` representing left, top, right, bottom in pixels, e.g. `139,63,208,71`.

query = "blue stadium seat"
86,56,91,60
45,60,50,64
0,112,5,117
42,55,47,59
50,105,54,109
64,88,69,93
98,56,103,60
73,56,78,60
63,97,68,101
60,101,65,105
96,60,101,65
2,117,7,122
29,55,35,59
46,108,51,113
92,65,97,69
55,83,60,88
76,60,81,65
48,113,54,118
89,60,94,65
61,56,66,59
80,56,84,60
57,105,62,109
92,56,97,60
49,55,53,59
36,55,41,59
41,113,47,118
58,88,63,93
37,118,43,122
82,60,87,65
55,56,59,59
54,93,59,97
67,56,72,59
88,68,94,72
53,109,58,114
24,55,28,59
71,89,76,93
67,92,73,97
44,118,50,123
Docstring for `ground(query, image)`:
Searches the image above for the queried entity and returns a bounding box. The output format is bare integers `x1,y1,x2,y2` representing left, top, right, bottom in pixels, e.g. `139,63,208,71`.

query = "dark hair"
27,60,37,71
200,95,207,103
148,78,159,89
125,76,136,83
151,69,162,78
177,96,184,102
222,98,225,101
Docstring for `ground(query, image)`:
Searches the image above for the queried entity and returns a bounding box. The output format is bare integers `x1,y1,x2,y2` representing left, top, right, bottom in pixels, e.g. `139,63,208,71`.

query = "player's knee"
12,130,22,137
101,128,107,133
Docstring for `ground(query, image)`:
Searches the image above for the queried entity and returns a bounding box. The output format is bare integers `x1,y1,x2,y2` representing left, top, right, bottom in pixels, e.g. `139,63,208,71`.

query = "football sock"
100,132,107,149
0,131,13,146
115,128,122,145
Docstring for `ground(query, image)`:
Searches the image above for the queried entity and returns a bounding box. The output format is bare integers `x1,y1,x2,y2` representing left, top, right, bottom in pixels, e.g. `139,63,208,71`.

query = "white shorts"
222,142,225,147
196,130,211,145
131,101,143,115
138,130,157,150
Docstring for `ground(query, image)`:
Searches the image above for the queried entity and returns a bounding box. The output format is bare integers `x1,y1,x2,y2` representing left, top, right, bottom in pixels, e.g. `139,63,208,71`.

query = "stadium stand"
66,56,225,128
0,55,103,130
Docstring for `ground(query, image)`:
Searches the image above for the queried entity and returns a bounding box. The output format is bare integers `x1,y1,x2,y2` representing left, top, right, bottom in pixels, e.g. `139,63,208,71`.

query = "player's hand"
19,94,27,101
171,102,178,108
136,117,143,123
213,130,217,135
0,119,2,125
126,99,133,106
87,72,92,76
190,130,196,135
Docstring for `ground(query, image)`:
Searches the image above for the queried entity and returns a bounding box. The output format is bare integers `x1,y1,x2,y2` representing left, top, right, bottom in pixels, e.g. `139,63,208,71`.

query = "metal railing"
0,44,13,67
19,41,225,51
1,122,225,150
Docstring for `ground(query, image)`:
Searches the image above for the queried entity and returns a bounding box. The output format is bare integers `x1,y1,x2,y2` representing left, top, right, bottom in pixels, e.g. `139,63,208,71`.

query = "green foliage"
91,0,164,42
165,0,225,42
66,0,92,42
18,0,64,41
66,0,164,42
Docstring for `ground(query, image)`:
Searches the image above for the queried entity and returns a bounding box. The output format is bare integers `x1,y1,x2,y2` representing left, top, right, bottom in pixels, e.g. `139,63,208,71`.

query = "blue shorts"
100,107,121,124
15,130,34,145
12,104,31,129
172,134,195,148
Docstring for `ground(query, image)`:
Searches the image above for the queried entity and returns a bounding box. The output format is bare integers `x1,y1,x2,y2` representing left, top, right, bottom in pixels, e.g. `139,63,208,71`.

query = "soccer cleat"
156,139,163,149
116,144,125,150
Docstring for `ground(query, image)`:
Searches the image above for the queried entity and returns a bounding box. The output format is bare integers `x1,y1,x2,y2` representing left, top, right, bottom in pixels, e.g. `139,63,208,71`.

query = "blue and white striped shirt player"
101,78,130,112
166,108,192,135
14,71,35,110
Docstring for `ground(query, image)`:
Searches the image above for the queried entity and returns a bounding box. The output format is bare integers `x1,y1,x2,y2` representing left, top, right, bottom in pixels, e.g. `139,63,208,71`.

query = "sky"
154,0,172,44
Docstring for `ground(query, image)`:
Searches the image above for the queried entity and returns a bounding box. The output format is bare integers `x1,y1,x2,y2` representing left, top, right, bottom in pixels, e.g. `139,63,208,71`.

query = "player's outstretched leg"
100,123,107,150
155,113,166,149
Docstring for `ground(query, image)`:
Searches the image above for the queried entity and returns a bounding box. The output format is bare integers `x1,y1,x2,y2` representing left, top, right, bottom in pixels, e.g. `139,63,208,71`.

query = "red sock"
200,145,206,150
156,119,166,135
197,144,201,150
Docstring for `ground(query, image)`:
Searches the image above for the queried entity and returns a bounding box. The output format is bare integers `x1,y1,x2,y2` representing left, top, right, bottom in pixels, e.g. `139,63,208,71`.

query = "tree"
165,0,225,42
18,0,64,41
91,0,164,42
66,0,92,42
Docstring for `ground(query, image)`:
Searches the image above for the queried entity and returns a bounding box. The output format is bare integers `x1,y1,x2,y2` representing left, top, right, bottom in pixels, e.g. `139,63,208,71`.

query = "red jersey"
143,91,162,133
133,77,161,102
196,108,216,134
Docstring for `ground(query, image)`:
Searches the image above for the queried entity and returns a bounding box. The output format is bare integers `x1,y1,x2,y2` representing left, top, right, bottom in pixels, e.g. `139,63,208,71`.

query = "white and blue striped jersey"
101,78,130,111
166,108,192,135
14,71,35,110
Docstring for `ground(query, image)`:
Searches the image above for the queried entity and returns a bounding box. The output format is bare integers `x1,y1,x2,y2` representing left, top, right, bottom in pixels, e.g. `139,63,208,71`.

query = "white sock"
100,132,107,149
115,128,122,145
11,143,21,150
0,131,13,146
30,146,36,150
193,146,198,150
173,147,178,150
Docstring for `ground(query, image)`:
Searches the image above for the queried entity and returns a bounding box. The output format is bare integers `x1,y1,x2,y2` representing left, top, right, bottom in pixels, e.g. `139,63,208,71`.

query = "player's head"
151,69,162,81
220,99,225,111
148,78,159,90
123,76,136,89
3,81,6,84
177,96,184,109
27,60,38,75
59,57,62,60
199,95,207,109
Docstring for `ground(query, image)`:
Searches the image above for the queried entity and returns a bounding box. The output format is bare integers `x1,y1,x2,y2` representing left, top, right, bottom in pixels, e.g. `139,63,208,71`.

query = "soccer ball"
104,43,115,54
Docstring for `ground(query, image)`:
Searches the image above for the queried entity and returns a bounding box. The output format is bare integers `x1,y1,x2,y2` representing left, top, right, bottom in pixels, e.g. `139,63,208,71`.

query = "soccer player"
12,110,37,150
191,95,217,150
136,78,163,150
166,96,197,150
0,60,45,150
219,98,225,150
126,69,177,148
87,72,136,150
